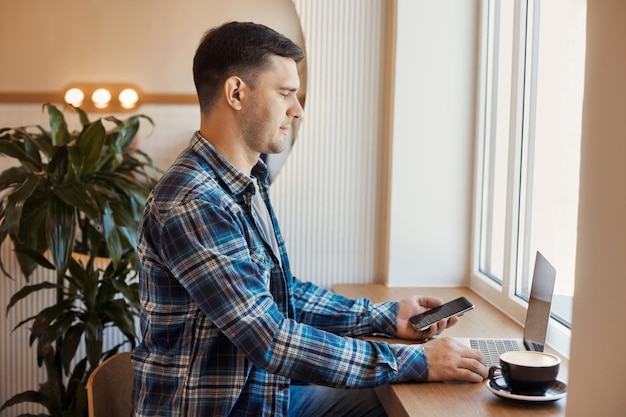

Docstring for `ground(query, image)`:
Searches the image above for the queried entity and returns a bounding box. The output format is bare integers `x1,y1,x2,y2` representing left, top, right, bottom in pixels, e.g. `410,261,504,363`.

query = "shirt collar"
191,131,269,196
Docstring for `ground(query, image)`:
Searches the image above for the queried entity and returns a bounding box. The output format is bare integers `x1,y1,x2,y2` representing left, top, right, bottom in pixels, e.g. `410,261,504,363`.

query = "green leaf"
72,121,106,179
85,320,103,370
36,312,78,362
40,352,65,415
102,207,122,267
53,182,100,221
46,142,70,184
30,125,55,157
29,299,76,339
66,256,87,290
4,174,41,238
71,105,90,127
46,195,76,278
33,305,78,365
0,166,29,193
6,281,59,314
65,357,88,414
104,302,137,344
65,145,84,183
110,277,138,304
12,315,38,338
0,235,14,280
0,139,42,169
115,114,154,149
13,247,56,270
45,103,70,146
83,267,101,310
105,171,152,200
108,201,138,230
60,324,84,374
0,390,48,412
13,207,52,278
21,130,46,166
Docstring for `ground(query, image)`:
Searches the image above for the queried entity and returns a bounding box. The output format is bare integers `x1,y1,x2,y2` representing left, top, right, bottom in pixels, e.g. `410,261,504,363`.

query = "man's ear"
224,76,245,111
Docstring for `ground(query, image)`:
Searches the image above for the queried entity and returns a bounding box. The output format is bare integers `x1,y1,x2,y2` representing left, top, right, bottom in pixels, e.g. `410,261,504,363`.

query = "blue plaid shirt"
131,133,428,416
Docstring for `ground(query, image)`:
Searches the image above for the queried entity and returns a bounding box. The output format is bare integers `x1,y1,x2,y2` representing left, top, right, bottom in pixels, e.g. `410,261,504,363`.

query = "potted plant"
0,104,160,416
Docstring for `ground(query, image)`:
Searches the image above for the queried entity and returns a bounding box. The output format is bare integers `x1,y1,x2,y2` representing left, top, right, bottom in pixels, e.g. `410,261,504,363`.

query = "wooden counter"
332,284,568,417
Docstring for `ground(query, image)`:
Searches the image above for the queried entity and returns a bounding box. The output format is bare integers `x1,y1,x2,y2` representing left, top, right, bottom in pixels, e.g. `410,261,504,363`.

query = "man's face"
239,55,303,156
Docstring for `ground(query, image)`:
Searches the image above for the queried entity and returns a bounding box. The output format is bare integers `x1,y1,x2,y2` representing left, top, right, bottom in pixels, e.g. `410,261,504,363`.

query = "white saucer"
486,376,567,402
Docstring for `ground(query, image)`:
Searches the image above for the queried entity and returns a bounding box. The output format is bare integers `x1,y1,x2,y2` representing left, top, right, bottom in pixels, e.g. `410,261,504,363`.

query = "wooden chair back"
86,352,134,417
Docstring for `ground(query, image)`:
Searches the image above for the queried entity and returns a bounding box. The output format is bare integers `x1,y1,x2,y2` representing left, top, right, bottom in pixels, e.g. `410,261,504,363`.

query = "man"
131,21,487,417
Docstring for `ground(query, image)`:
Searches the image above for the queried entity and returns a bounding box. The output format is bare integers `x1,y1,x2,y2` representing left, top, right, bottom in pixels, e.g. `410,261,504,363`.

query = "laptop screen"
523,251,557,351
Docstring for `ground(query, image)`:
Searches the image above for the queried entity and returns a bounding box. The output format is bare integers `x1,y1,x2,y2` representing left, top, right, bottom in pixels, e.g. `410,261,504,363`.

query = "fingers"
397,296,464,341
417,296,444,309
451,358,488,383
423,337,488,383
420,316,459,339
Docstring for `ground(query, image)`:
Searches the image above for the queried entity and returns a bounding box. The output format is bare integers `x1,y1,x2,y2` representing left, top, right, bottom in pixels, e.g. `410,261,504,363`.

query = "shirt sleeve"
389,343,429,381
292,279,429,381
158,199,429,388
292,279,398,338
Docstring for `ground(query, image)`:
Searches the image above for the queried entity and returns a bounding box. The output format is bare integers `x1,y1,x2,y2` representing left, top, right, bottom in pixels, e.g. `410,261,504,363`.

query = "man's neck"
199,120,258,177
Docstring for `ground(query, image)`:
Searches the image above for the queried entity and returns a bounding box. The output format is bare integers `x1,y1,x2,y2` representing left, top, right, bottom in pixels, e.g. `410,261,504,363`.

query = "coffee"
488,351,560,396
501,351,560,367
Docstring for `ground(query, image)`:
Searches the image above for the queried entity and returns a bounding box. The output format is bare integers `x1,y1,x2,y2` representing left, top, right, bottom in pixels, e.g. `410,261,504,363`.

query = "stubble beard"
241,103,287,156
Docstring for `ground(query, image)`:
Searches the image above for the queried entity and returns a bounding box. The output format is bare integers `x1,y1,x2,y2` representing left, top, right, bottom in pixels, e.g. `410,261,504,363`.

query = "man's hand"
396,296,487,383
422,337,488,382
397,296,459,340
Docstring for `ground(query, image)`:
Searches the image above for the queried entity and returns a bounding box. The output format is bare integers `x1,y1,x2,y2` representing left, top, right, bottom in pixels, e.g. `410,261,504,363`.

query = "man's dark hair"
193,21,304,112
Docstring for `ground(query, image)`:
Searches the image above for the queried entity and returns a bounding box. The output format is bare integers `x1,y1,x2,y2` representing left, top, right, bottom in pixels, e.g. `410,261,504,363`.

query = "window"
473,0,586,355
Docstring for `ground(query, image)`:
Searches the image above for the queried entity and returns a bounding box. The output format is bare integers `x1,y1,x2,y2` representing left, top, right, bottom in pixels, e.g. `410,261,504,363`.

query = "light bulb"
91,88,111,109
64,88,84,107
118,88,139,109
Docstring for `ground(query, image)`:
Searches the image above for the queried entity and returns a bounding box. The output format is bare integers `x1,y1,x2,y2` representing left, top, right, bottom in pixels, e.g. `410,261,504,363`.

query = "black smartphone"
408,296,474,331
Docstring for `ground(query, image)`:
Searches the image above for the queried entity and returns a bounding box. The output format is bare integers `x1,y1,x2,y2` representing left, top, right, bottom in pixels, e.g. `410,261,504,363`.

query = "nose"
289,97,304,119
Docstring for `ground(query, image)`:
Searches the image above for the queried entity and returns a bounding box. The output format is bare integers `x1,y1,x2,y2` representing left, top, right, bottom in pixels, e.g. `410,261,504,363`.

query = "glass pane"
479,0,515,282
516,0,586,327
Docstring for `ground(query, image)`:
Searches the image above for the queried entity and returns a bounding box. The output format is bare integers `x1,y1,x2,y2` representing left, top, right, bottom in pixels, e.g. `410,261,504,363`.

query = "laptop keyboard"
470,339,521,367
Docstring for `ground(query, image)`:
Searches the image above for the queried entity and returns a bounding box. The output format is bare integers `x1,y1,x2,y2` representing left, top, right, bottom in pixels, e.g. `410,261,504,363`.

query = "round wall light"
118,88,139,109
91,88,112,109
64,87,85,107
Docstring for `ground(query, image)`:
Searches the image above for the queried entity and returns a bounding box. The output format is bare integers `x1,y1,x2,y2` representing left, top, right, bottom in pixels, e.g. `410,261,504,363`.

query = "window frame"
470,0,572,358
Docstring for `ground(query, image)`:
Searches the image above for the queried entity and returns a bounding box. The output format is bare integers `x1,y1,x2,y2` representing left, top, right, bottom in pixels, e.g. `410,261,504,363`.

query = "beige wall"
0,0,304,94
386,0,478,286
566,1,626,415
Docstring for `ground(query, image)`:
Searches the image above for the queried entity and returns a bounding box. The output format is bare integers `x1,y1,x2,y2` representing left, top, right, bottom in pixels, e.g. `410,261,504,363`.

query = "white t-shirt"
250,178,281,266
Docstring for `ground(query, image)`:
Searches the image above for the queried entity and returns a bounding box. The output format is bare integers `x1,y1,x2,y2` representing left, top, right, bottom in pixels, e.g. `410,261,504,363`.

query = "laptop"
456,251,557,367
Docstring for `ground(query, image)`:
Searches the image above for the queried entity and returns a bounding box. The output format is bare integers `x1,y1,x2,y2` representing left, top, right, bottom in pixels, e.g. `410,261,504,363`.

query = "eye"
280,89,297,98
